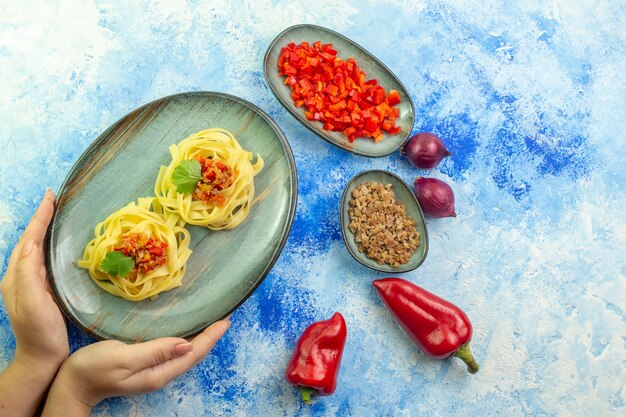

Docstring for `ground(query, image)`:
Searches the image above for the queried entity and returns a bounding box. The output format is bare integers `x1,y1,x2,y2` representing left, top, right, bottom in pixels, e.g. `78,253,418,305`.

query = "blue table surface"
1,1,625,416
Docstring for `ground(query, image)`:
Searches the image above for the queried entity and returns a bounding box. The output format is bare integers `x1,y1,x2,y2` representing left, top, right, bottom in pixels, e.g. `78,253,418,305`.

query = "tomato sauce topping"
192,156,235,206
114,232,168,274
278,41,402,143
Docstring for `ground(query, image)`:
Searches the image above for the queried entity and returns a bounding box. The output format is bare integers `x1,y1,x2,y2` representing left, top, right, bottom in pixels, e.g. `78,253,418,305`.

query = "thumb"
189,319,231,362
123,338,193,371
6,190,55,276
121,321,230,394
15,241,47,296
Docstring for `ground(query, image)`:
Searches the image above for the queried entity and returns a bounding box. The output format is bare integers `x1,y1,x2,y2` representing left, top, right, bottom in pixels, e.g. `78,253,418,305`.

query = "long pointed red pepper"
373,278,479,374
285,312,347,403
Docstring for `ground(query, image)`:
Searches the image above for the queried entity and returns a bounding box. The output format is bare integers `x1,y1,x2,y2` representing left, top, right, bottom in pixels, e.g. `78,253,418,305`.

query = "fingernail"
174,342,193,356
22,240,34,257
225,313,233,322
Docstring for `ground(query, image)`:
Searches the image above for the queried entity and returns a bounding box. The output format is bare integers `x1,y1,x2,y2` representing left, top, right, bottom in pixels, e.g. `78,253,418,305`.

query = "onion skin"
413,177,456,218
401,132,451,169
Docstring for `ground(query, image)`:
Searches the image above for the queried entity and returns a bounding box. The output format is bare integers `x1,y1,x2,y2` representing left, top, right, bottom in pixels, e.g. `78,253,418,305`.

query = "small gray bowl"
264,24,415,158
340,170,428,273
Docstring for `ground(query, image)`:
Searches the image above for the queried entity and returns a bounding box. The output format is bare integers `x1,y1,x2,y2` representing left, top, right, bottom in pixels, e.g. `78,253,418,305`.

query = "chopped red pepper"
387,89,401,106
285,312,347,403
278,41,403,143
373,278,479,374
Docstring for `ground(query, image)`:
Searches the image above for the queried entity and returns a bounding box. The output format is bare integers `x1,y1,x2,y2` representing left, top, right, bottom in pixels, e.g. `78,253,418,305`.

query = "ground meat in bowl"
348,182,419,268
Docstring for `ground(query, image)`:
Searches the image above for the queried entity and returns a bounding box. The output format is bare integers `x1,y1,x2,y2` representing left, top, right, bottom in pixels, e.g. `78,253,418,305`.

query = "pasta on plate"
154,128,264,230
77,197,192,301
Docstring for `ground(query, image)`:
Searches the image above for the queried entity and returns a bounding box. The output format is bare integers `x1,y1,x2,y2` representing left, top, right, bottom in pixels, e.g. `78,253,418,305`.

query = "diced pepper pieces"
388,89,401,106
364,119,377,132
277,41,402,143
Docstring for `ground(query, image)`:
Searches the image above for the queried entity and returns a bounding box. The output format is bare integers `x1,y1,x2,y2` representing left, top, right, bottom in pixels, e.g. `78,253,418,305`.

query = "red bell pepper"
373,278,479,374
285,312,347,403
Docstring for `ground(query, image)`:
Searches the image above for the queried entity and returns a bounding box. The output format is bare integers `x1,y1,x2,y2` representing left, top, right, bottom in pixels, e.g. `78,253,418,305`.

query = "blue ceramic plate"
340,170,428,273
45,92,297,342
264,24,415,158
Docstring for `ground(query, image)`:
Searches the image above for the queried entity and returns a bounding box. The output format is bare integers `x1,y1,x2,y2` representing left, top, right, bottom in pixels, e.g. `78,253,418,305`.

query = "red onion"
401,132,451,169
413,177,456,218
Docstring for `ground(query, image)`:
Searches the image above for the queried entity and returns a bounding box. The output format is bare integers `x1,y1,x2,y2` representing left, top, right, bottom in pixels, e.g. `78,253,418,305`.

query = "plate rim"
45,90,299,342
263,23,416,158
339,169,429,273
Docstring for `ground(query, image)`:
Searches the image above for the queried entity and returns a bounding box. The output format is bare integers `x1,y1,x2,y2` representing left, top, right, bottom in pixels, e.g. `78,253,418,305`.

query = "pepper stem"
453,342,479,374
300,387,315,404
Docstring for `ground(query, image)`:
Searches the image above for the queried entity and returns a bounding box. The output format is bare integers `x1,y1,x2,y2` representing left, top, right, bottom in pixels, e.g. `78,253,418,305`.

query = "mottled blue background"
1,1,625,416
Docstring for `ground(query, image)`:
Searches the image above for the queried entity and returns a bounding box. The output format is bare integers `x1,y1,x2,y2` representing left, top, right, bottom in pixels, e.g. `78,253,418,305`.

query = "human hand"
43,320,230,416
0,190,69,417
0,190,69,371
